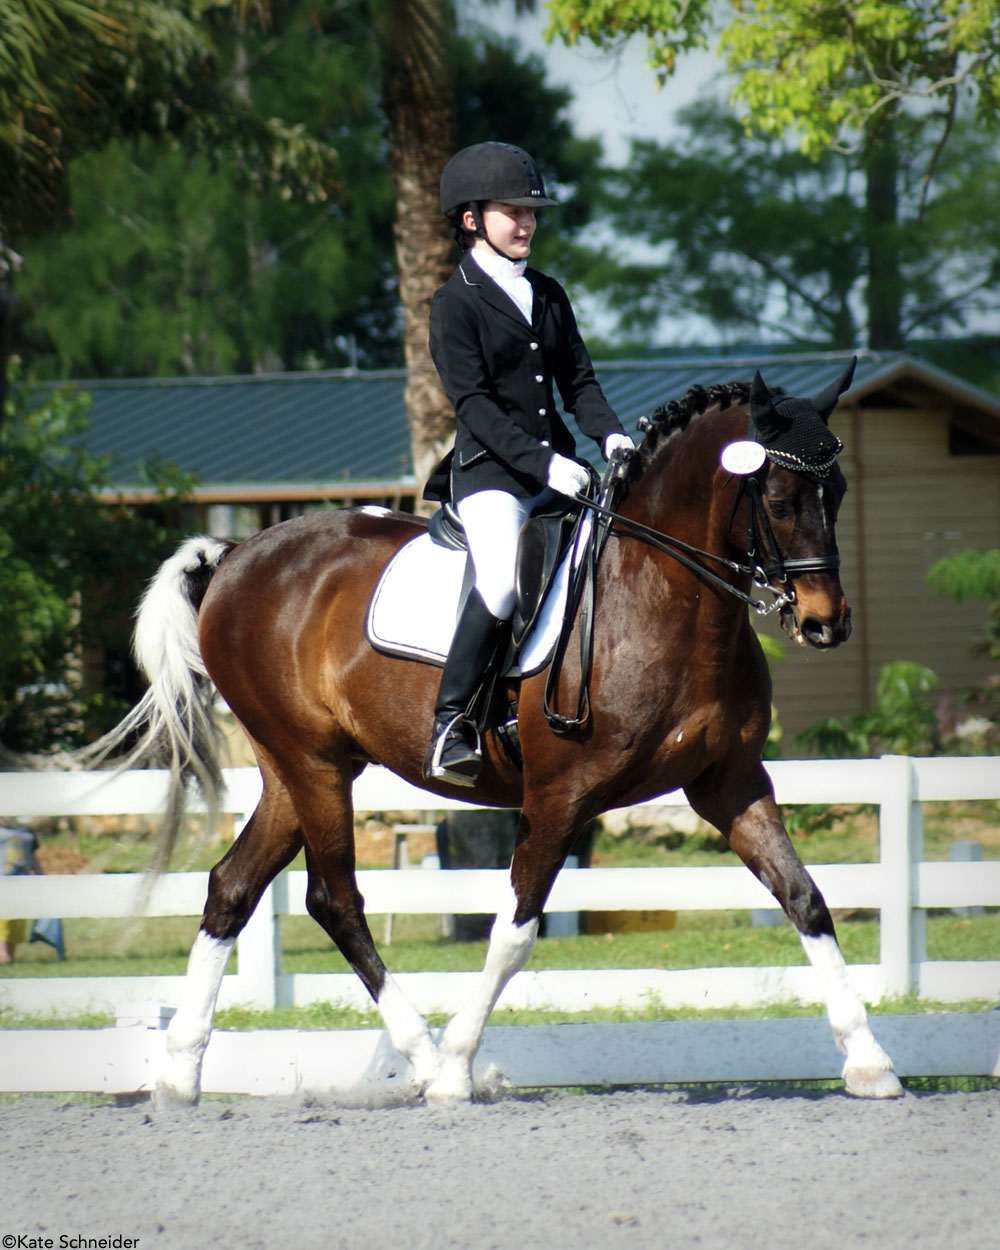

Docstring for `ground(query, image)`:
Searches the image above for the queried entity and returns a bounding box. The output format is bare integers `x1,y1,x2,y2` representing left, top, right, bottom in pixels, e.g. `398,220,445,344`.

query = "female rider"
423,141,634,786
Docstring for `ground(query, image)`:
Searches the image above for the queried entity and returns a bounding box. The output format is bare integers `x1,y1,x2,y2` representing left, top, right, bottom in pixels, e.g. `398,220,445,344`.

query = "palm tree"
377,0,456,506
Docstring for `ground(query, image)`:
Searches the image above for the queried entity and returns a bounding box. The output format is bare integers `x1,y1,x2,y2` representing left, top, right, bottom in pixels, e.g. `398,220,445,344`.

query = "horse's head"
742,359,855,649
626,359,855,650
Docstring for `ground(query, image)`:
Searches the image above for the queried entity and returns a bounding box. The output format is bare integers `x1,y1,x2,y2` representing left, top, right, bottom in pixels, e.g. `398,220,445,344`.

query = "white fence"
1,755,998,1019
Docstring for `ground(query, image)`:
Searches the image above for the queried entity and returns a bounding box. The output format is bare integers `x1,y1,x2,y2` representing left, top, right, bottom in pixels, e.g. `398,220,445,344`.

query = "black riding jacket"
424,253,624,503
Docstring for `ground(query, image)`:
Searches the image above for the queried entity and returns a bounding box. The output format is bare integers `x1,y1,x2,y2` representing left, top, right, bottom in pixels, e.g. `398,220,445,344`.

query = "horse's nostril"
803,620,833,645
800,615,852,648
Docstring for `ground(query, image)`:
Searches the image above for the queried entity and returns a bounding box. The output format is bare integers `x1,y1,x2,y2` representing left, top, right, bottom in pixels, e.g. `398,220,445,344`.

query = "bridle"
541,447,842,734
581,450,841,618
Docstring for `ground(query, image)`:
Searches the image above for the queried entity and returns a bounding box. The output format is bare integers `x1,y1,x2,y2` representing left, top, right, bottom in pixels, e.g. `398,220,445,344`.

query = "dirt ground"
3,1085,997,1250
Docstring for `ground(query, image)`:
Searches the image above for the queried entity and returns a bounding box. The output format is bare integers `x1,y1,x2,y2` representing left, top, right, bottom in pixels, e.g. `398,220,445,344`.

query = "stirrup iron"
425,714,482,787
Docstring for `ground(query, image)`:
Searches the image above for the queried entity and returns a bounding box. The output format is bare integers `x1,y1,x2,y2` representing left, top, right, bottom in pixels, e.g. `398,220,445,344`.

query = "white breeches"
457,486,553,618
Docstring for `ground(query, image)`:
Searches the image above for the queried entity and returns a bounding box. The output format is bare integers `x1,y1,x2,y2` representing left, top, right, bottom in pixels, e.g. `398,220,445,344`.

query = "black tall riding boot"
424,588,508,787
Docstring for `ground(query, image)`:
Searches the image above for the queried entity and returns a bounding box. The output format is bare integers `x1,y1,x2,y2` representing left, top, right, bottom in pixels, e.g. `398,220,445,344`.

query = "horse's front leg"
687,765,904,1099
155,930,236,1110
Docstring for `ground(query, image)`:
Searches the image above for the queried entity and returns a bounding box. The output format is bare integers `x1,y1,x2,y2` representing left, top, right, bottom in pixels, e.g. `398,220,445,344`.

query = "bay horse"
97,361,903,1107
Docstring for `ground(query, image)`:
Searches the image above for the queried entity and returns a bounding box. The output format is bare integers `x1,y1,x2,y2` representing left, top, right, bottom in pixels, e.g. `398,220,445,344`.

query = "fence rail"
1,756,999,1018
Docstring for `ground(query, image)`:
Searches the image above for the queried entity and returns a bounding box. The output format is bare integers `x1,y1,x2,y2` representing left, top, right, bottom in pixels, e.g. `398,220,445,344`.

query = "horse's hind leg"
154,771,302,1110
285,761,441,1094
427,876,538,1103
427,804,572,1104
687,765,903,1099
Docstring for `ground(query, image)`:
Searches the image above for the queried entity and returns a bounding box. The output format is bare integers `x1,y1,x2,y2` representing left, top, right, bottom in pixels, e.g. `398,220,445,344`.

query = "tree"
926,548,1000,752
0,0,339,409
377,0,456,502
927,548,1000,662
16,7,399,376
373,0,613,498
546,1,1000,349
545,0,1000,160
15,15,610,380
8,1,612,498
794,660,941,757
0,374,189,750
587,99,1000,349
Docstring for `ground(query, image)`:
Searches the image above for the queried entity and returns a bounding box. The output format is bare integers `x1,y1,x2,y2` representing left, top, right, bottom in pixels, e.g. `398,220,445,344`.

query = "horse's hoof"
472,1062,509,1103
424,1061,473,1105
409,1063,443,1098
843,1065,905,1099
152,1080,200,1111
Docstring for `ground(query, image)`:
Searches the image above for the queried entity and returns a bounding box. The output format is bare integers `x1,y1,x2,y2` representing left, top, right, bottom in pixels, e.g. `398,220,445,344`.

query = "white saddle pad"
365,523,590,678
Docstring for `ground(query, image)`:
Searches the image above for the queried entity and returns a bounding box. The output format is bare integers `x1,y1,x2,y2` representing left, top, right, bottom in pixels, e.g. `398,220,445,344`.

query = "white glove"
546,453,590,498
603,432,635,460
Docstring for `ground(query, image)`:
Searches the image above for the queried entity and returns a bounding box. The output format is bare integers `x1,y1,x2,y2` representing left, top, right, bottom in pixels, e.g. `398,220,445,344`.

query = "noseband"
731,473,842,613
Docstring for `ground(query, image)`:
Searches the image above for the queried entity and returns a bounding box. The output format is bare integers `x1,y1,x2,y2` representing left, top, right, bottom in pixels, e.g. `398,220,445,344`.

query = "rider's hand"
546,454,590,498
603,432,635,460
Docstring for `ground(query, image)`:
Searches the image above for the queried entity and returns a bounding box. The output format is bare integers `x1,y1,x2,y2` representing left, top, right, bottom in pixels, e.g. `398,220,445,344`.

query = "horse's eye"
768,498,793,520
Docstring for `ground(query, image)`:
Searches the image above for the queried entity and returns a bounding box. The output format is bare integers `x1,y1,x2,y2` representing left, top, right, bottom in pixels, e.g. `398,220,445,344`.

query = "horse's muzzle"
781,603,852,649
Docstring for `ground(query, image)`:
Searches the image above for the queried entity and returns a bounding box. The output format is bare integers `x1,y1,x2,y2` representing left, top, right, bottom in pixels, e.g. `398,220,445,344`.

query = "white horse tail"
79,535,233,874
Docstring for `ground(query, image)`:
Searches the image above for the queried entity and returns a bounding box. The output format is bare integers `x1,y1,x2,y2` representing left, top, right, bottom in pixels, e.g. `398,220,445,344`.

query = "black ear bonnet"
748,358,856,480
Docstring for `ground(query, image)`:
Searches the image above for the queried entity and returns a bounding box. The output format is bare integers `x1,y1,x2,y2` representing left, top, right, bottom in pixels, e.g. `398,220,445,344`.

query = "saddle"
427,500,578,649
365,454,629,760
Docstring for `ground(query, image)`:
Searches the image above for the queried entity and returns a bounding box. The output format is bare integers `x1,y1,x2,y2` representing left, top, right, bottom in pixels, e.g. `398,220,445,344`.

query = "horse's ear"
749,369,782,442
813,356,857,423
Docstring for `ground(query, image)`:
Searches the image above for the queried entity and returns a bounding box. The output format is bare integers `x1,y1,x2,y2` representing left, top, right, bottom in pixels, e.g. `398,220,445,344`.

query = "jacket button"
530,342,539,350
535,374,543,383
538,407,547,416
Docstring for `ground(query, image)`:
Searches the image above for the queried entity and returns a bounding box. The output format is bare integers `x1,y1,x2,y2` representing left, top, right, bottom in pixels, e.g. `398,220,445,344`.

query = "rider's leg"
425,586,508,786
424,488,546,787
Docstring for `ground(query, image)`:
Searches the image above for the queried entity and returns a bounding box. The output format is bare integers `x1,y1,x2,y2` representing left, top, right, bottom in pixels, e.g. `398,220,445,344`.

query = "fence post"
233,883,279,1010
228,811,279,1011
878,755,923,998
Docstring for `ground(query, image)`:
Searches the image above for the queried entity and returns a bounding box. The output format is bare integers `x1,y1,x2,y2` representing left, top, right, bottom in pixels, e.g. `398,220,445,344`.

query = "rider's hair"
447,202,480,251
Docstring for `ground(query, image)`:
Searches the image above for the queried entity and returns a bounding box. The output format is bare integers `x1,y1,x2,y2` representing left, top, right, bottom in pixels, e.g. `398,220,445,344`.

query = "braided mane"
622,377,789,494
639,380,749,462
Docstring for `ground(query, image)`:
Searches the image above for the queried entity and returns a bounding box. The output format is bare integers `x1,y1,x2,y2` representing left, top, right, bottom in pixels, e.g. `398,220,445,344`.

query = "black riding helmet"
441,142,557,260
440,142,558,218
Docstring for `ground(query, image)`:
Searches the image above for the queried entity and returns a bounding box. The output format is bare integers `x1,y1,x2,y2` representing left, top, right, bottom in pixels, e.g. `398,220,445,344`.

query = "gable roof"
55,349,1000,502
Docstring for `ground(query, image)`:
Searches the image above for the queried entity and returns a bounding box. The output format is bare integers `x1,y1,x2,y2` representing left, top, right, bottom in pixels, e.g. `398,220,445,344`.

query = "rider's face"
465,201,537,258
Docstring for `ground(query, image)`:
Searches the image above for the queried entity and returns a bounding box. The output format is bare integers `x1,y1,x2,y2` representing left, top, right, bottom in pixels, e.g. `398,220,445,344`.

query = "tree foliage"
798,553,1000,759
585,98,1000,348
546,0,1000,159
927,548,1000,660
925,549,1000,750
0,372,189,750
0,0,340,245
795,660,941,757
15,22,606,378
17,3,396,376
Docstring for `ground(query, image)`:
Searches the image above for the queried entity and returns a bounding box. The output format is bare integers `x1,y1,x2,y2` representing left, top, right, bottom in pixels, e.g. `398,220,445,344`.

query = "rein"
540,448,841,735
541,454,623,734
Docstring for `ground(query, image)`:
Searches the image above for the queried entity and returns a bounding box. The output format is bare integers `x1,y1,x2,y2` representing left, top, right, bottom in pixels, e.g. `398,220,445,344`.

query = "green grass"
4,906,997,980
596,799,1000,867
3,992,997,1034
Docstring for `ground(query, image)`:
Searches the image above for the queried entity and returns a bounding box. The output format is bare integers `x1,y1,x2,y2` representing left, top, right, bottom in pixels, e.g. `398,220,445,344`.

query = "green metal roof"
52,349,1000,496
